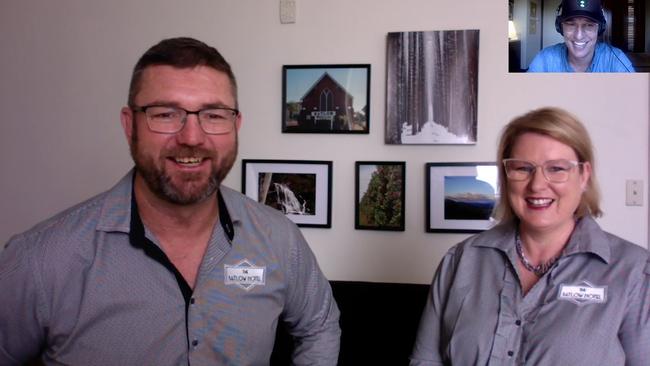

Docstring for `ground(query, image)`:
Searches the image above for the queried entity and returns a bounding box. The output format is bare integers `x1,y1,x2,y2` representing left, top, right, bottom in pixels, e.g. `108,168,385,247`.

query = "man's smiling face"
562,16,599,65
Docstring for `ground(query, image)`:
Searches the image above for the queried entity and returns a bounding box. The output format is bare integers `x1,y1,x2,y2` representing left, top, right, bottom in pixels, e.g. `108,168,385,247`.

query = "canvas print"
283,64,370,133
355,162,405,231
386,30,479,144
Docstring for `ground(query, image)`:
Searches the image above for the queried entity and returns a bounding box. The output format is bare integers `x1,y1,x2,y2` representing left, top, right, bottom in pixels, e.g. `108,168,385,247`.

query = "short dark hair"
127,37,238,108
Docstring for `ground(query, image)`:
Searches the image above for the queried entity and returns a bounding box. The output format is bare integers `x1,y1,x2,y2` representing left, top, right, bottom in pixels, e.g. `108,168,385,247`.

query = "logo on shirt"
558,281,607,306
224,259,266,291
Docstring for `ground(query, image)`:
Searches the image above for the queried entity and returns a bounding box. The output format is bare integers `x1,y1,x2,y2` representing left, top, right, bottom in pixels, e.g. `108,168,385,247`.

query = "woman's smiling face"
506,132,591,235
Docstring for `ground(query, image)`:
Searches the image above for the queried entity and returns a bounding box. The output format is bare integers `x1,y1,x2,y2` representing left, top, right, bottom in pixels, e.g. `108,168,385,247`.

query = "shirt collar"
471,216,610,263
96,168,236,242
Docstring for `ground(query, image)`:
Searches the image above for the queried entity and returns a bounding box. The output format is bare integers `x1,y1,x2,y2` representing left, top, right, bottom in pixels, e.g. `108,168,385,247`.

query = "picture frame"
282,64,371,134
242,159,332,228
425,162,499,233
355,161,406,231
386,30,479,145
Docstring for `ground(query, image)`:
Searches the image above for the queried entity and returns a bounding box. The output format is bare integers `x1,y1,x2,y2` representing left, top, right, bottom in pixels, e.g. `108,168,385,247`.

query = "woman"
410,107,649,365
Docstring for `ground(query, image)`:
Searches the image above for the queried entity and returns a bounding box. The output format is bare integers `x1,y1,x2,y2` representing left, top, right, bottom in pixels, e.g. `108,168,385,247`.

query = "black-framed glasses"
132,105,239,135
502,158,583,183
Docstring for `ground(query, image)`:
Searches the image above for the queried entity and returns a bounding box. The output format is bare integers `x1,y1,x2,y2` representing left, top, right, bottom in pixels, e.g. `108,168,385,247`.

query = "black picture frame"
355,161,406,231
426,162,498,233
282,64,371,134
242,159,333,228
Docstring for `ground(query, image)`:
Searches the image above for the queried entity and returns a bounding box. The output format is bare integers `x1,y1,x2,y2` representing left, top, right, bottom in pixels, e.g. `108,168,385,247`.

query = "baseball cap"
559,0,605,24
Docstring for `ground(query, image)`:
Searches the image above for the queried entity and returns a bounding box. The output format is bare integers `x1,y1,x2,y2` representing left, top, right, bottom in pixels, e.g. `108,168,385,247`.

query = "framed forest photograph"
355,161,405,231
426,162,498,233
386,29,479,144
283,64,370,134
242,159,332,228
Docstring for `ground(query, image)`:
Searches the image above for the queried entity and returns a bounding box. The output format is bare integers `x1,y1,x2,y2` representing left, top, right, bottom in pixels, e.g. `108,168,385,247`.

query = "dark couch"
271,280,430,366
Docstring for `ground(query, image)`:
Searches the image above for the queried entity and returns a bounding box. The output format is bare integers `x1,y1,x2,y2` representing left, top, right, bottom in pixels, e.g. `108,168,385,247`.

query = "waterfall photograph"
242,159,333,228
386,29,479,144
257,173,316,216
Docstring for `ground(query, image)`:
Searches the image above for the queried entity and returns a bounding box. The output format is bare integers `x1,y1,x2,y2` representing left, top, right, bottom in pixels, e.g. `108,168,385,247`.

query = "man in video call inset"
528,0,634,72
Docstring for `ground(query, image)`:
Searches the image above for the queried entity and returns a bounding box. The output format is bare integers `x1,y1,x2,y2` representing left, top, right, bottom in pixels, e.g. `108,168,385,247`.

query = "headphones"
555,1,606,36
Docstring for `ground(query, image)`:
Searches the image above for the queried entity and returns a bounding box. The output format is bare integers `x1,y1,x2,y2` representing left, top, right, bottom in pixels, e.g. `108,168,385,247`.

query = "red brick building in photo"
294,72,355,132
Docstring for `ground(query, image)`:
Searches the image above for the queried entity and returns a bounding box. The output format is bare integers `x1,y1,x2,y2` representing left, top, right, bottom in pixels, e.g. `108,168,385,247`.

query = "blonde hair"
495,107,602,221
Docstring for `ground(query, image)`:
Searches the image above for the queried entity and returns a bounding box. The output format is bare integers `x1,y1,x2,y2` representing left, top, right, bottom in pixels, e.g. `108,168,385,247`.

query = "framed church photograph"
282,64,370,134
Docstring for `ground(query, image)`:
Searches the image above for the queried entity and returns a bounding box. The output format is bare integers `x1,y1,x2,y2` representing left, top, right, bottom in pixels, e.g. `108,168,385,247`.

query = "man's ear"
120,107,134,147
235,111,243,132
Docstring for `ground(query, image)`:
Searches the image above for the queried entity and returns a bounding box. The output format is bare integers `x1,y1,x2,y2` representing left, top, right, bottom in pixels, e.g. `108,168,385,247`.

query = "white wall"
542,0,564,48
1,0,648,284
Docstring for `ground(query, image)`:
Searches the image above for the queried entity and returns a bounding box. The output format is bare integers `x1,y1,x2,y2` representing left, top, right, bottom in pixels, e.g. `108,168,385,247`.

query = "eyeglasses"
502,159,584,183
561,20,599,34
132,105,239,135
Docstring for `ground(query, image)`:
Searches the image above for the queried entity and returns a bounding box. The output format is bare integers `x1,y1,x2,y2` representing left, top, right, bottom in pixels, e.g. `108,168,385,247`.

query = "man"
0,37,340,365
528,0,634,72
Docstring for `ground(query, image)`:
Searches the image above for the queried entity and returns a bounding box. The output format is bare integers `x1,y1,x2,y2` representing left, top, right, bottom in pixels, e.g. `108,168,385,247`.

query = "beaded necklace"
514,231,562,277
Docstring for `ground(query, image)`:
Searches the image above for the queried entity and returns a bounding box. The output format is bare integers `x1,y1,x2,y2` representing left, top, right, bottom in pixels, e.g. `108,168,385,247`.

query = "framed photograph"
242,159,332,228
426,163,498,233
386,30,479,145
529,1,537,18
282,64,370,134
355,161,406,231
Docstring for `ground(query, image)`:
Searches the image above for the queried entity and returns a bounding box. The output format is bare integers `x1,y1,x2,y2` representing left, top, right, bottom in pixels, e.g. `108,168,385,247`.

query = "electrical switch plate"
625,179,643,206
280,0,296,24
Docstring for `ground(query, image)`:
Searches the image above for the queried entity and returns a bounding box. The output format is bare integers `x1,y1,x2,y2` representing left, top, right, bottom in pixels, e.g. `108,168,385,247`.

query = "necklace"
515,231,561,277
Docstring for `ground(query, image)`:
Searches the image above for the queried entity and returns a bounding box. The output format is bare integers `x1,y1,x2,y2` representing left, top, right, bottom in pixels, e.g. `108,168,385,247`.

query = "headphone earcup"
598,9,606,35
556,17,563,35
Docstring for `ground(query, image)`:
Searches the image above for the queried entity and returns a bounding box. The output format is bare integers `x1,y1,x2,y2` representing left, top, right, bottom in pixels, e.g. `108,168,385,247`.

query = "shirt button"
190,298,195,305
507,351,514,357
191,339,199,347
515,320,521,326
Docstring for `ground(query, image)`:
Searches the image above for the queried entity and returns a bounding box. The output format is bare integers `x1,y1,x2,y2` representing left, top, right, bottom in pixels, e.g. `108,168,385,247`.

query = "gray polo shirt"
410,217,650,365
0,170,340,365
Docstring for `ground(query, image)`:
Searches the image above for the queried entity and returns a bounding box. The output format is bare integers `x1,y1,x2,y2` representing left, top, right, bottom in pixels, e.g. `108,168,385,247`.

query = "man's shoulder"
7,190,111,250
528,43,567,72
6,171,132,250
595,43,635,72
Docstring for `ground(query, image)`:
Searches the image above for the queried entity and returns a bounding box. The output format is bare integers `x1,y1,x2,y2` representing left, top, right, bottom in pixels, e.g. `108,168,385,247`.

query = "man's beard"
130,128,237,205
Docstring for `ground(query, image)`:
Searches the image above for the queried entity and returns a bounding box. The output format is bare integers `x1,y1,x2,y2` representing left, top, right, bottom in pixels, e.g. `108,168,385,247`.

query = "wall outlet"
626,179,643,206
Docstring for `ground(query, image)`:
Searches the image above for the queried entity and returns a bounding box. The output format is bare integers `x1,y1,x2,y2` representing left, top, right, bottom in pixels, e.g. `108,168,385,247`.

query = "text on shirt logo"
224,259,266,291
558,281,607,306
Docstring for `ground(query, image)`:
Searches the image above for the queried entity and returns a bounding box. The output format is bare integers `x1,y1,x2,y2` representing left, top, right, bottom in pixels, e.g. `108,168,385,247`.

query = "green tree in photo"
359,165,403,227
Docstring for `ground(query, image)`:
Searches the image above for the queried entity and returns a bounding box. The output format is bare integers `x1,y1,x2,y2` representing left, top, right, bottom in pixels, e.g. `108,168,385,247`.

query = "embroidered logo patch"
558,281,607,305
224,259,266,291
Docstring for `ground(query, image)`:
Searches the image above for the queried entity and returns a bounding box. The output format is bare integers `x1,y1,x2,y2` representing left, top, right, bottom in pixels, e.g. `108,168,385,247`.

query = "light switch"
280,0,296,24
625,180,643,206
